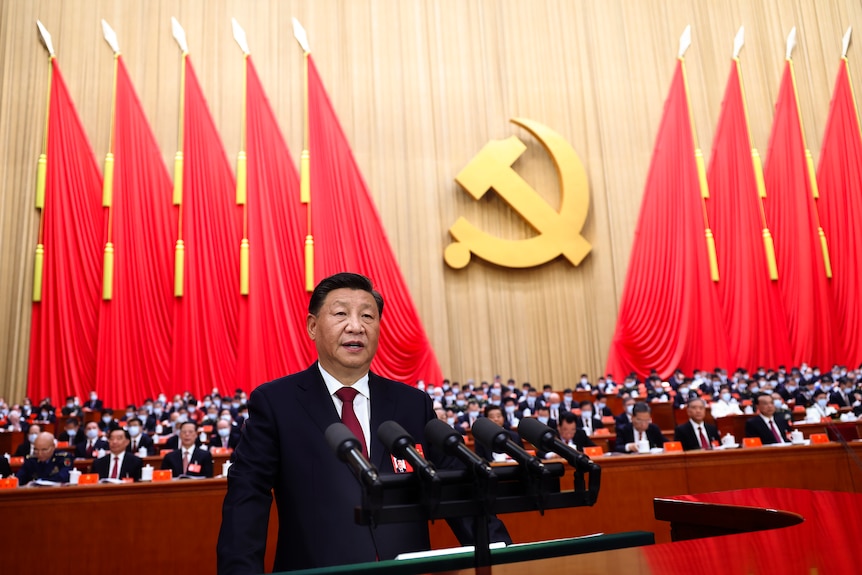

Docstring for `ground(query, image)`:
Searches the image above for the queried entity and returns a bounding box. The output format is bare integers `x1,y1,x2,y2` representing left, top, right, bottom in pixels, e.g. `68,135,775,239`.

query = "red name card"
809,433,829,444
584,446,604,457
153,470,173,482
78,473,99,485
743,437,763,448
663,441,683,453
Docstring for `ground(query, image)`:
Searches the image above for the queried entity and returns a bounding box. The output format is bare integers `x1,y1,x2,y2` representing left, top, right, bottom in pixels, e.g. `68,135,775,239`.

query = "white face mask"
86,429,99,439
128,426,141,438
102,415,112,423
537,416,549,425
217,428,231,438
28,433,38,443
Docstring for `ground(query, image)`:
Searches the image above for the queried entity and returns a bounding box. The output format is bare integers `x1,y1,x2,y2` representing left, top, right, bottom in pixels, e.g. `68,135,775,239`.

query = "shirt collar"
319,364,370,399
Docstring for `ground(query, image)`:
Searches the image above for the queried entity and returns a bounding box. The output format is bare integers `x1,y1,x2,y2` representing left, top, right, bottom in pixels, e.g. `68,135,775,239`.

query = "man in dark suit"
76,421,109,458
673,397,721,450
210,419,240,450
616,402,668,453
473,404,522,462
83,391,104,412
553,411,595,453
614,397,636,434
92,426,143,481
14,424,41,457
161,421,213,478
745,393,792,445
126,417,155,455
58,417,85,447
217,273,509,574
575,400,604,435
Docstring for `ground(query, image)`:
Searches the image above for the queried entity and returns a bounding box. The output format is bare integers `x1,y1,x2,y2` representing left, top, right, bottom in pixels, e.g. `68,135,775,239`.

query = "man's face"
757,396,776,418
487,408,504,427
686,400,706,424
307,288,380,384
108,430,129,455
559,421,576,443
33,433,55,463
180,423,198,448
632,412,651,433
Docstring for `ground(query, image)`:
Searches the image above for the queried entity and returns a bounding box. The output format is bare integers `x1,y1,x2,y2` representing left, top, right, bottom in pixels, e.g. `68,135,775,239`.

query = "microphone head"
424,418,463,453
518,417,556,451
325,422,360,461
471,417,509,450
377,420,414,456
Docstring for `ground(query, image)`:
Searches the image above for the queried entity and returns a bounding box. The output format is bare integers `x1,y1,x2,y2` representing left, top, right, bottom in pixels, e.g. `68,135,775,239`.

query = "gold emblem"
444,118,591,269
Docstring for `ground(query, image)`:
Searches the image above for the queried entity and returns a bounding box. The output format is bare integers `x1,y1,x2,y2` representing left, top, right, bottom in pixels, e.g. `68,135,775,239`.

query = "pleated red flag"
763,61,835,368
171,58,240,398
236,57,315,391
605,61,729,380
28,60,103,404
307,56,442,387
706,62,791,371
817,59,862,368
95,56,176,407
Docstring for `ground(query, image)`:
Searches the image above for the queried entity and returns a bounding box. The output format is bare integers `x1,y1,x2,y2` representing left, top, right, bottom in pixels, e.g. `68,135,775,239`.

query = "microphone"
518,418,593,472
377,421,439,483
424,419,495,479
325,422,381,488
471,418,545,476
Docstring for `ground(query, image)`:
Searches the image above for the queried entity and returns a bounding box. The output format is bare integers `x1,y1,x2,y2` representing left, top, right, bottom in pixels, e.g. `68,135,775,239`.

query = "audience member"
456,399,482,434
534,405,557,430
161,421,213,478
16,432,73,485
61,395,83,417
14,424,42,457
210,419,240,450
615,397,636,434
98,409,116,433
673,398,720,451
58,417,84,446
710,386,744,418
501,396,521,429
575,400,603,435
805,389,838,423
474,404,521,463
83,391,103,412
744,393,791,445
76,421,109,458
551,412,595,454
616,402,667,453
126,417,155,455
92,426,143,481
5,409,24,432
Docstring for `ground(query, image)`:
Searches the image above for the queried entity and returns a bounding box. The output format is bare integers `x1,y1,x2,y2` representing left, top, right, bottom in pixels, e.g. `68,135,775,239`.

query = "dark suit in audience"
161,447,213,478
127,433,155,456
744,415,791,445
674,421,721,451
76,438,109,459
616,422,667,452
92,453,144,481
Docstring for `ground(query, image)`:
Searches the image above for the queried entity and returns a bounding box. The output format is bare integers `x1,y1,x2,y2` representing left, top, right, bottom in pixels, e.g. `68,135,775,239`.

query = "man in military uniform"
16,432,73,485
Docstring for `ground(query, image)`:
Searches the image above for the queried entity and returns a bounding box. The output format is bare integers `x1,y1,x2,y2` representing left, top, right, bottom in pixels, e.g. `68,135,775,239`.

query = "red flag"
605,61,728,379
307,56,442,386
763,62,835,368
817,59,862,367
28,60,103,404
237,57,315,390
706,62,791,371
95,57,176,407
171,58,240,398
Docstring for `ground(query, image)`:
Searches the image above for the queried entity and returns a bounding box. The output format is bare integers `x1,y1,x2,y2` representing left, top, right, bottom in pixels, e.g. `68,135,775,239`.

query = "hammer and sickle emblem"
444,118,591,269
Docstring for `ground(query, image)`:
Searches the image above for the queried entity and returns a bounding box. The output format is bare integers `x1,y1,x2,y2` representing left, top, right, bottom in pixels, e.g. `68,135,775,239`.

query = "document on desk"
396,542,507,560
30,479,62,487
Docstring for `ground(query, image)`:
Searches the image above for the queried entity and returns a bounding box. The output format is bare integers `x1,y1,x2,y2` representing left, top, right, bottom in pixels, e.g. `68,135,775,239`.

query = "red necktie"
182,450,190,474
769,420,782,443
110,456,119,479
86,441,94,457
698,427,710,450
336,387,367,458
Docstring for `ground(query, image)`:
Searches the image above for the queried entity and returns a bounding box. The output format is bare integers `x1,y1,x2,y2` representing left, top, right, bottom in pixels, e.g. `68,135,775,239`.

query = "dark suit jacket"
161,447,213,478
744,415,792,445
575,415,604,433
127,433,155,456
673,421,721,451
217,363,507,574
615,423,667,453
14,441,33,457
0,456,11,478
58,430,85,446
92,453,143,481
209,429,241,450
76,438,109,459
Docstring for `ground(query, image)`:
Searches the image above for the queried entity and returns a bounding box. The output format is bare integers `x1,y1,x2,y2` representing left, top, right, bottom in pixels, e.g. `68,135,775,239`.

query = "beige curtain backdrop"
1,0,860,404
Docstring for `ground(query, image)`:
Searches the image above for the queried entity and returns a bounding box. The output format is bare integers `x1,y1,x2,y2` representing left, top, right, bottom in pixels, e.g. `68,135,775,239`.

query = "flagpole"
172,18,188,297
233,19,250,296
786,28,832,278
679,26,720,282
293,18,314,292
33,21,55,303
101,20,121,301
734,27,779,280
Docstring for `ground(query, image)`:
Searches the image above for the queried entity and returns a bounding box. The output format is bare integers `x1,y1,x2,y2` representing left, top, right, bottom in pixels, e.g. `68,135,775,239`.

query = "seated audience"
76,421,109,458
616,402,667,453
552,412,595,454
126,417,155,455
210,418,241,450
710,385,744,418
474,405,521,463
14,424,42,457
92,426,143,481
161,421,213,478
805,389,838,423
615,397,636,434
575,400,603,435
744,393,791,445
673,398,720,451
0,455,11,478
98,408,117,433
16,432,73,485
61,395,83,417
58,417,85,446
83,391,103,412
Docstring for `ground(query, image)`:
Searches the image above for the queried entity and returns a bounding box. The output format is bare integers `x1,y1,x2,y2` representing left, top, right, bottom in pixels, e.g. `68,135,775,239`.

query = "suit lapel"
295,363,342,436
